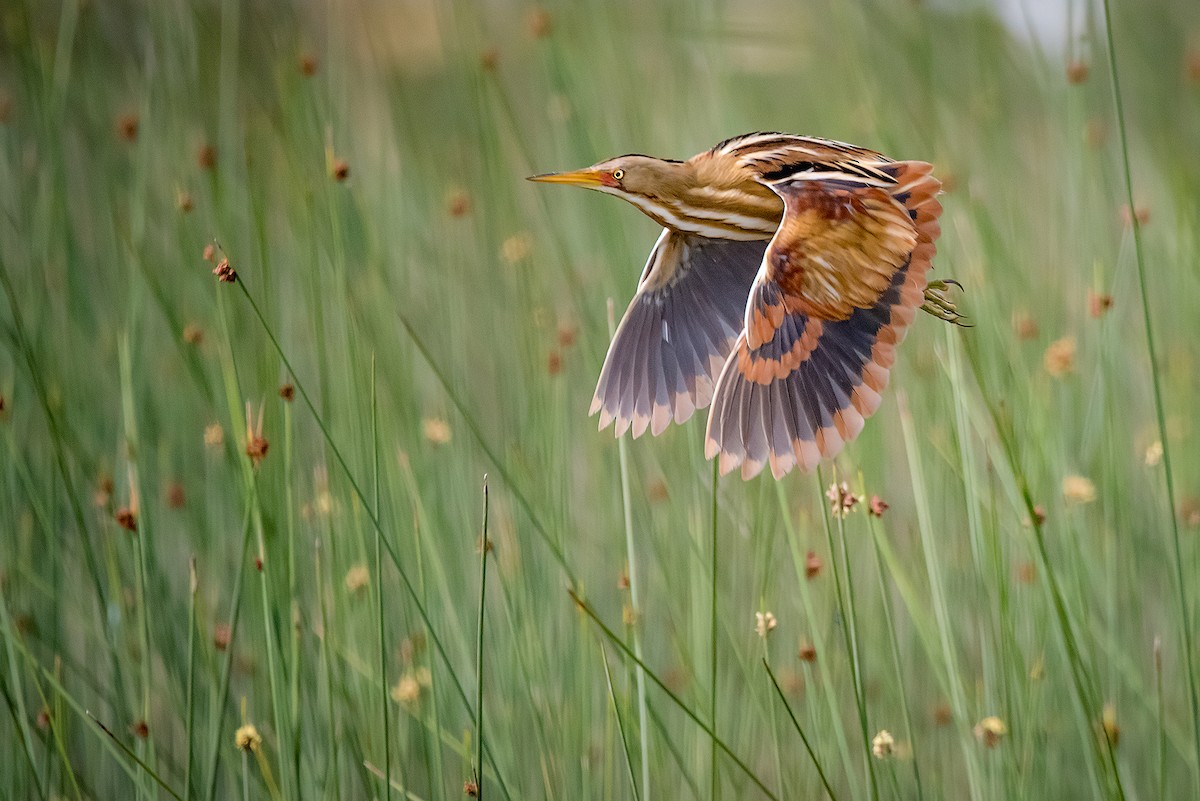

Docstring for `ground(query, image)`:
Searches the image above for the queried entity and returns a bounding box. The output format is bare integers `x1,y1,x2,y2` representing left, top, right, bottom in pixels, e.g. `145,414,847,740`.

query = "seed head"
500,233,533,264
204,423,225,448
116,112,139,142
332,157,350,182
183,322,204,345
197,143,217,171
1062,474,1096,505
1012,311,1039,341
344,563,370,593
825,481,863,518
464,779,480,797
1101,702,1119,746
798,642,817,663
299,52,318,76
804,550,822,579
973,716,1007,748
1144,440,1163,467
546,349,562,375
115,507,137,533
203,243,216,262
1088,291,1113,318
279,383,295,402
527,7,552,38
446,189,471,217
166,482,186,509
213,258,238,283
130,719,149,739
871,729,895,759
177,190,193,213
1066,59,1089,84
213,623,232,651
422,417,452,445
1044,337,1076,377
234,723,261,752
868,495,889,517
755,611,777,638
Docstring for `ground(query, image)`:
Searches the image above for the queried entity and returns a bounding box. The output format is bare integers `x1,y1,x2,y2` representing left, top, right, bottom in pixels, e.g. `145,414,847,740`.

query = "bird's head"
528,155,691,204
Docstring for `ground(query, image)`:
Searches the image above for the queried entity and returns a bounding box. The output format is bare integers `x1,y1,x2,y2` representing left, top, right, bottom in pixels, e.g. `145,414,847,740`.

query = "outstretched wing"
593,231,766,438
705,161,943,479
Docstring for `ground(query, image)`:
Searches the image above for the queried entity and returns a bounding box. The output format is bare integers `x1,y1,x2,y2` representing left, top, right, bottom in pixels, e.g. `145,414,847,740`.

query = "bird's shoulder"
696,132,893,180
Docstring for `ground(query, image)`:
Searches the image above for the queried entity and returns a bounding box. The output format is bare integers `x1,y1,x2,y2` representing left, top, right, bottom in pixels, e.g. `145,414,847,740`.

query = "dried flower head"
755,611,777,638
527,7,552,38
299,52,318,76
1120,204,1150,228
501,233,533,264
422,417,452,445
974,716,1007,748
235,723,261,752
798,642,817,663
115,507,137,533
1066,59,1089,84
166,482,186,509
203,243,216,262
871,729,895,759
213,623,232,651
447,189,471,217
1015,561,1036,584
1044,337,1076,377
546,350,562,375
36,707,50,729
646,479,669,503
1180,498,1200,528
245,402,268,467
345,563,370,593
279,383,295,402
804,550,822,579
1031,504,1047,526
116,112,139,142
197,143,217,171
130,719,149,739
1012,311,1039,341
1144,440,1163,467
213,258,238,283
182,322,204,345
391,673,422,705
1085,117,1108,149
1088,291,1113,318
1062,474,1096,505
1101,702,1119,746
204,423,225,449
868,495,889,517
932,703,953,726
332,157,350,182
480,48,499,71
826,481,863,518
464,779,480,797
177,190,193,213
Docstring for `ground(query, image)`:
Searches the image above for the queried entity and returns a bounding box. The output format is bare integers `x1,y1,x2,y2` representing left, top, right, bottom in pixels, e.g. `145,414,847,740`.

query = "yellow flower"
235,724,262,752
871,729,895,759
1044,337,1076,377
1062,474,1096,505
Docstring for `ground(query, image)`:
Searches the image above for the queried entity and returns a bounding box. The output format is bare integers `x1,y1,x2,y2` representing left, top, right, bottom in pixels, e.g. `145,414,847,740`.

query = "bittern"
530,132,961,479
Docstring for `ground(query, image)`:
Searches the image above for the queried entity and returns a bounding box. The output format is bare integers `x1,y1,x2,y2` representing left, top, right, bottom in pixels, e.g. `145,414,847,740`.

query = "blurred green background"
2,0,1200,799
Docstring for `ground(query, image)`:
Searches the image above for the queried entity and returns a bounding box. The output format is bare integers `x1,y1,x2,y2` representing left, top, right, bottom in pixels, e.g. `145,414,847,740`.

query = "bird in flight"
529,132,961,479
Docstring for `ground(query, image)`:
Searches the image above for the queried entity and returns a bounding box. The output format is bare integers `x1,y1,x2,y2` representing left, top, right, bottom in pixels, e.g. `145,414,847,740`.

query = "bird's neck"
626,159,783,241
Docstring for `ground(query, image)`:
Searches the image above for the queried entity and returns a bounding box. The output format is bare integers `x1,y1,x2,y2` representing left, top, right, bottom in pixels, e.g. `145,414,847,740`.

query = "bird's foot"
922,279,971,327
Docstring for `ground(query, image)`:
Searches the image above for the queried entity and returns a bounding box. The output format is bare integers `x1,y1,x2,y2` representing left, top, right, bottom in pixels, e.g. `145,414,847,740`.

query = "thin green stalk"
567,589,779,801
1100,1,1200,788
816,467,877,801
601,646,642,801
710,457,719,801
608,299,651,801
372,357,392,801
763,659,837,800
185,557,198,801
86,712,184,801
474,478,489,799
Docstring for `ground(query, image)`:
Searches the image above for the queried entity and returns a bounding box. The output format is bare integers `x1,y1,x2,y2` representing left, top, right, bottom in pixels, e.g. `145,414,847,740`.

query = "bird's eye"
612,169,625,181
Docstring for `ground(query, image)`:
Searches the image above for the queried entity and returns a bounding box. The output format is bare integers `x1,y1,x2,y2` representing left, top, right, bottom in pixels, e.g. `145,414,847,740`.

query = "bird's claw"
922,280,971,327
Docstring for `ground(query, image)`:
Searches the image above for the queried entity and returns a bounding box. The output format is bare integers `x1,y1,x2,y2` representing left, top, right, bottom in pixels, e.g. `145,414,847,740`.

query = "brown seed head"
246,435,269,467
798,642,817,662
464,779,480,797
556,324,578,348
447,189,471,217
1015,561,1036,584
1187,48,1200,83
1012,311,1039,341
213,258,238,283
279,383,295,401
332,158,350,182
36,707,51,729
115,507,138,532
805,550,822,579
1088,291,1113,318
1084,117,1108,149
183,322,204,345
1101,702,1120,746
480,48,499,71
166,482,186,509
1066,59,1089,84
1120,204,1150,228
1180,497,1200,528
203,243,216,262
933,702,953,726
546,349,562,375
527,8,552,38
116,113,139,142
617,570,630,589
93,474,114,507
213,623,232,651
197,143,217,171
299,52,318,76
131,719,150,739
1031,504,1047,526
868,495,888,517
646,479,669,503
